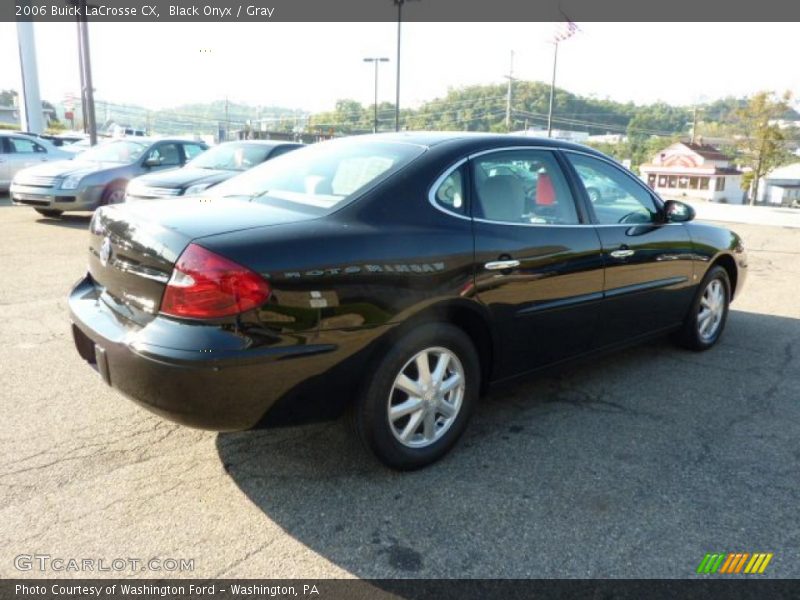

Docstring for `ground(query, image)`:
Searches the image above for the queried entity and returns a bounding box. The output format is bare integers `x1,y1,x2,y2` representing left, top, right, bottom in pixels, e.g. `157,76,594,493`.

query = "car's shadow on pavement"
35,214,92,229
215,309,800,578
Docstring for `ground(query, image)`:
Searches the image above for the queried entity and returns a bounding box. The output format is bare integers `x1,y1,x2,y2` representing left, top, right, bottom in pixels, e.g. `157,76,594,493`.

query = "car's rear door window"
471,149,579,225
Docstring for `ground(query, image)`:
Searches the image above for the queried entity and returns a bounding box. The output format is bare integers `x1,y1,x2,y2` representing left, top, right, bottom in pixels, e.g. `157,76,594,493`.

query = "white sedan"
0,132,73,192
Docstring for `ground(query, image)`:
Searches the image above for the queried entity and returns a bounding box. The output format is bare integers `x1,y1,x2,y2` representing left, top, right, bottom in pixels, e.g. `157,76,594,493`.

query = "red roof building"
639,142,745,204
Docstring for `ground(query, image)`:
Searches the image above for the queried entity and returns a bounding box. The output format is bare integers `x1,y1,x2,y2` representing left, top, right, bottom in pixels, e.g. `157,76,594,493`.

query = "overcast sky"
0,22,798,113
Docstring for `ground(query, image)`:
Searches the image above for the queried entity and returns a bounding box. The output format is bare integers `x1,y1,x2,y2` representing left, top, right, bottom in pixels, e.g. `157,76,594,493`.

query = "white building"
513,128,589,143
587,133,627,145
758,162,800,206
639,142,745,204
0,105,56,128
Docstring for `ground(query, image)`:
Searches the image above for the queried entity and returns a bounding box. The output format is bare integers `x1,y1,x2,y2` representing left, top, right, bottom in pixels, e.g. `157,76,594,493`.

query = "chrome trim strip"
112,258,170,283
427,157,471,221
426,145,675,229
517,291,604,316
604,276,689,298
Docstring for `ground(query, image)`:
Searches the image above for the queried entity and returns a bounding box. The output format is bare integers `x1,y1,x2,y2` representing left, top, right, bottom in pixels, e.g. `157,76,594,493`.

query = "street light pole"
547,41,558,138
394,0,403,132
504,50,514,133
364,57,389,134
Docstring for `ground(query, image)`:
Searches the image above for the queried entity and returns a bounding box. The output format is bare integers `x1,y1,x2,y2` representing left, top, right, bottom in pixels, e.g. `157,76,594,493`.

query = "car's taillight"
160,243,271,319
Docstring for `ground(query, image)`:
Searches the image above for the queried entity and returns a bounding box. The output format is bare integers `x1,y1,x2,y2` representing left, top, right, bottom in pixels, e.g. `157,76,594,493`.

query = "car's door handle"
610,248,635,259
485,259,521,271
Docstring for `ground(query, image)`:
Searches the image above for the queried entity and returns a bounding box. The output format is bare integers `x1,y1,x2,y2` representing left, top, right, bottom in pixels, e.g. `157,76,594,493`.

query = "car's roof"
102,137,202,145
219,140,302,147
362,131,602,155
2,131,46,139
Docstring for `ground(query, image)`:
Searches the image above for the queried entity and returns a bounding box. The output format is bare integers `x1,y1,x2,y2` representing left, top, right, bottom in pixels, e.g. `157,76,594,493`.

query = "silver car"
10,137,207,217
0,132,73,192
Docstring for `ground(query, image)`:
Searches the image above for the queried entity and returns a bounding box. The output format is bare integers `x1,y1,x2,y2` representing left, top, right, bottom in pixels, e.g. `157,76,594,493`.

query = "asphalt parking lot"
0,195,798,579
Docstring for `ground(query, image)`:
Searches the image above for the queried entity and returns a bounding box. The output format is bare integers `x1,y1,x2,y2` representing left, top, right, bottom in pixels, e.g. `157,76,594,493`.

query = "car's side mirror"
663,199,695,223
144,156,161,168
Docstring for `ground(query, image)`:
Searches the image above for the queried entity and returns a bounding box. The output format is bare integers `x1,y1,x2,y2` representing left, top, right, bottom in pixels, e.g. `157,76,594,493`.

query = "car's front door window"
566,153,659,225
147,143,182,168
9,137,46,154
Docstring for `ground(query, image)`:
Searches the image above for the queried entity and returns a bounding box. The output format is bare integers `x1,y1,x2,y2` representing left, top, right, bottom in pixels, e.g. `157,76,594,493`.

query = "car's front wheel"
101,182,127,205
674,265,731,351
354,323,480,470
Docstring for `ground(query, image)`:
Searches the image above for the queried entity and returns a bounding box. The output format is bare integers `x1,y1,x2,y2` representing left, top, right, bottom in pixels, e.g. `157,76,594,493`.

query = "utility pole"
690,106,701,144
504,50,515,133
224,96,229,141
547,42,559,138
15,20,45,134
76,0,97,145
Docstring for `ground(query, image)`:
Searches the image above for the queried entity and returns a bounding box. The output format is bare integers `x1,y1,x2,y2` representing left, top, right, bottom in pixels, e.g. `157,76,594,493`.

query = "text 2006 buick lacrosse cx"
69,133,747,469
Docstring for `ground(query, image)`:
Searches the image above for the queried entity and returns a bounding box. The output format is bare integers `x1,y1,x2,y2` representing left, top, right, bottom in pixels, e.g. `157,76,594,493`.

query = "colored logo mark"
696,553,773,574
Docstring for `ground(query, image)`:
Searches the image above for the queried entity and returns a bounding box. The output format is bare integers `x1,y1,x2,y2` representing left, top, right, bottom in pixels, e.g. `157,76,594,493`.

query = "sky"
1,22,799,114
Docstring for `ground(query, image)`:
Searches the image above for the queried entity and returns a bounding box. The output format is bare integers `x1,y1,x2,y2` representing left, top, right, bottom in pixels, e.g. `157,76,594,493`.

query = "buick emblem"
99,237,112,267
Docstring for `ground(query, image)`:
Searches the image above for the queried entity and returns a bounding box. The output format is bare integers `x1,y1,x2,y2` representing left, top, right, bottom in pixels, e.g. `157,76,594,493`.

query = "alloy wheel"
387,346,465,449
698,278,725,342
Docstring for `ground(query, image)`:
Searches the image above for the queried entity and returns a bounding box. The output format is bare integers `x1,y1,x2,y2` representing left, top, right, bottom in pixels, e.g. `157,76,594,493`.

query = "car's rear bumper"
11,183,104,211
68,274,347,431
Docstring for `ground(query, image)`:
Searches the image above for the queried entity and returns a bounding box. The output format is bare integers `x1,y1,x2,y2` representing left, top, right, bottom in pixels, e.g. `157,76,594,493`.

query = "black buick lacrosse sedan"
70,133,747,469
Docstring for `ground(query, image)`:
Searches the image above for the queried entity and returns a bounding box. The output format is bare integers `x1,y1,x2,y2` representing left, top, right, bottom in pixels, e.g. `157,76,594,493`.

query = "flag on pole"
552,14,580,43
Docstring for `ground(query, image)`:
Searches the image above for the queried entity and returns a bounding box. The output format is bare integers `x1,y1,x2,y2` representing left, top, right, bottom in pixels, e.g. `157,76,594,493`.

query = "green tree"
734,91,793,204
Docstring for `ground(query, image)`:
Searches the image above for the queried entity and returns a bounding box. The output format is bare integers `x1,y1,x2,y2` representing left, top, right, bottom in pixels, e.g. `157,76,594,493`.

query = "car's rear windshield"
207,138,426,212
189,142,272,172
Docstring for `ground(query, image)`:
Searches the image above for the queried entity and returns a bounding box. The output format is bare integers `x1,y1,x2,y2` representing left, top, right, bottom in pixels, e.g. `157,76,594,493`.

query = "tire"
34,208,63,218
354,323,480,470
674,265,731,351
101,182,127,206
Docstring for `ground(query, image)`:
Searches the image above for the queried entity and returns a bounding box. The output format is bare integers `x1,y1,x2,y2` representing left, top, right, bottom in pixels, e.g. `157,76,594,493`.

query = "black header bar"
6,0,800,22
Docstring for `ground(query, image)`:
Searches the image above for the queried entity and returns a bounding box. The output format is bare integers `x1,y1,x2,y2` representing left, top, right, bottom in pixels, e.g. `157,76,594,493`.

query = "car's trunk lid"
88,197,319,318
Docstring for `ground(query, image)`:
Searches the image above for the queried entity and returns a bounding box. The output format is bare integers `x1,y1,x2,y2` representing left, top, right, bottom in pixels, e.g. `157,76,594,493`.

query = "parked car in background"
575,164,625,204
10,137,208,217
125,140,301,201
18,131,87,147
51,133,88,146
61,138,94,156
69,133,747,469
0,132,73,192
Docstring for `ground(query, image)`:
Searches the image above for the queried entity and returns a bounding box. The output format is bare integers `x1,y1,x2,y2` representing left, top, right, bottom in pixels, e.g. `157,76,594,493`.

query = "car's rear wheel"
354,323,480,470
674,265,731,351
34,208,63,218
